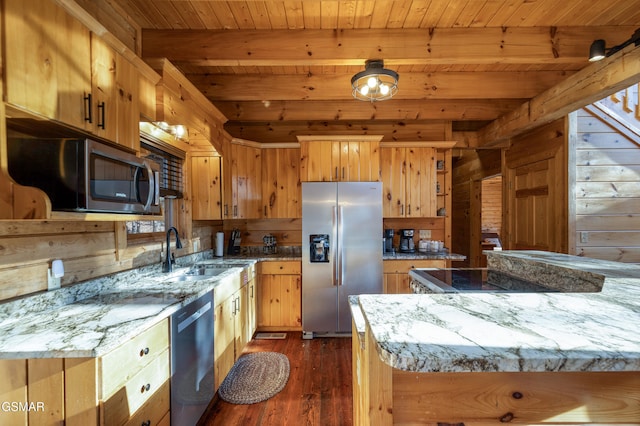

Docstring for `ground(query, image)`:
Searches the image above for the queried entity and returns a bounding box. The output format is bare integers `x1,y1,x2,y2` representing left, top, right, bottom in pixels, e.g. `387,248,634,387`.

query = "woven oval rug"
218,352,290,404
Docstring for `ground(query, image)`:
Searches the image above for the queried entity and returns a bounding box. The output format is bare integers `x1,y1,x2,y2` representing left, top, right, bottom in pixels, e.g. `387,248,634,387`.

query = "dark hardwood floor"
200,334,353,426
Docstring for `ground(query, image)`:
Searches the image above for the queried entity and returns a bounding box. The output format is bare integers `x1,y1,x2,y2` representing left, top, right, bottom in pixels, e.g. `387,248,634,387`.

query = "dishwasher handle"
177,301,213,334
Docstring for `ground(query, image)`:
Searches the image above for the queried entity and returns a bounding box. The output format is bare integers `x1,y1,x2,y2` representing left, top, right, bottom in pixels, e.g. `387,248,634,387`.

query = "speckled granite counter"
382,250,465,261
0,250,300,359
352,251,640,373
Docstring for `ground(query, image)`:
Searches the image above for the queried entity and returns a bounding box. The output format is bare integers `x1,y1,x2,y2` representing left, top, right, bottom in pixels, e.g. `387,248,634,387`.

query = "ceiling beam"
478,44,640,147
214,99,526,122
142,27,632,66
224,120,451,144
188,71,572,101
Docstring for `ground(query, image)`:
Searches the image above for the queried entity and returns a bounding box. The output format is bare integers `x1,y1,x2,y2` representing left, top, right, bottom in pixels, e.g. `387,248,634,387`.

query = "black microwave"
7,138,161,214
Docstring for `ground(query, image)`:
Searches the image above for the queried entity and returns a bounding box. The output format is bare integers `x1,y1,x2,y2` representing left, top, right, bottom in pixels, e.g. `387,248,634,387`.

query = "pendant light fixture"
351,59,398,102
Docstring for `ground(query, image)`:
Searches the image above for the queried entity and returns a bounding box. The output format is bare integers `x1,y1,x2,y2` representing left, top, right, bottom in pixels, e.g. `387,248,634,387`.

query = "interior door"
508,159,554,251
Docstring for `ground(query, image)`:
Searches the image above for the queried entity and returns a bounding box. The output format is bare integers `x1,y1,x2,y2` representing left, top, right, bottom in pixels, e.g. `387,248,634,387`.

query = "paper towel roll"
215,232,224,257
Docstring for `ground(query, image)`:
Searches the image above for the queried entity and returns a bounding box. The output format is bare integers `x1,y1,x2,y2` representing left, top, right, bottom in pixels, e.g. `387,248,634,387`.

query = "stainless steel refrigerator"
302,181,383,338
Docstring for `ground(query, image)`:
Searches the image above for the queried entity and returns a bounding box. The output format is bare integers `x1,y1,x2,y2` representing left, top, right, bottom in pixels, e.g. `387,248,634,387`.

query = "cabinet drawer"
100,319,169,398
123,380,170,426
260,261,301,275
383,260,445,274
102,349,170,426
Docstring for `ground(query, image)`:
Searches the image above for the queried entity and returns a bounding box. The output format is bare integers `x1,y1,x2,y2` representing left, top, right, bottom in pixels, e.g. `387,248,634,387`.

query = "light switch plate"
419,229,431,239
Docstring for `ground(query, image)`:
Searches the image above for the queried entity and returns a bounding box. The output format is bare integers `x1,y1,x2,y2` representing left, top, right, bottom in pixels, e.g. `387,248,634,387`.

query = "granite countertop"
352,250,640,374
0,252,275,359
383,250,466,261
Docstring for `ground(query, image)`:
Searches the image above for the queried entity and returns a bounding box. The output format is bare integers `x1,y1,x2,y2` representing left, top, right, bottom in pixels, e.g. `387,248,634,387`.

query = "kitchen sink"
161,262,248,283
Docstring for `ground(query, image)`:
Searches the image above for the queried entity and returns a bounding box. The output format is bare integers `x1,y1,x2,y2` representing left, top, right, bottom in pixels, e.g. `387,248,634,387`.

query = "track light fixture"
589,28,640,62
351,59,398,102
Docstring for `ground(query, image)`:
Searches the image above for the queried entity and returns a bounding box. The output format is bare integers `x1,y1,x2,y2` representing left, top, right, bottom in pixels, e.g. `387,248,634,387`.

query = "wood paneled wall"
0,220,218,302
574,108,640,262
481,176,502,235
223,218,302,247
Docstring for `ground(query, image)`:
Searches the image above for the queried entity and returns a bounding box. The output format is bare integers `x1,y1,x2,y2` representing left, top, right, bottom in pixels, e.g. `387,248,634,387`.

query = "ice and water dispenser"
309,234,330,263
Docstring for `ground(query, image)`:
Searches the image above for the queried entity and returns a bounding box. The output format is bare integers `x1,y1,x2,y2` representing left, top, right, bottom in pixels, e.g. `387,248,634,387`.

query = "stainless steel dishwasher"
170,292,214,426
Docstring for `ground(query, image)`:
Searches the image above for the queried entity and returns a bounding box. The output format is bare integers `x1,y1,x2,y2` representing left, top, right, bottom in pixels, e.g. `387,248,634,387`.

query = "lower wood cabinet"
213,264,257,390
0,319,170,426
257,261,302,331
383,260,446,293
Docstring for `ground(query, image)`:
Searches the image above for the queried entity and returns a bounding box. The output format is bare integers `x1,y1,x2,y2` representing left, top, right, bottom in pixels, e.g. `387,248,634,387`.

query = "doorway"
470,175,502,267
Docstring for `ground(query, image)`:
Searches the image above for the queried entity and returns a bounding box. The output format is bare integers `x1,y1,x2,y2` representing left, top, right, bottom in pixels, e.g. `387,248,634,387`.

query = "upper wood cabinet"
4,0,142,151
191,155,223,220
90,35,139,150
381,146,437,218
224,143,262,219
299,136,381,182
261,148,301,218
4,0,92,129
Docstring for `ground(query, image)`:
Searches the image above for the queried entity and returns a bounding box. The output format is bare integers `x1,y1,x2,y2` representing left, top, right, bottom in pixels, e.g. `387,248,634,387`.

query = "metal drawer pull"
139,347,149,357
140,383,151,393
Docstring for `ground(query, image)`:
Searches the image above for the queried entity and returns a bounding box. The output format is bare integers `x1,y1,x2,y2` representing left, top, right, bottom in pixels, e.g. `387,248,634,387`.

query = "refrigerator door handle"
332,206,339,286
337,205,344,286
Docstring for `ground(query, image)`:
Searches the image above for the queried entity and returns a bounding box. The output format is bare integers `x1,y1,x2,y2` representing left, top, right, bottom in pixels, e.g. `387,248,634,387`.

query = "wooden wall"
573,107,640,262
481,176,502,235
451,149,502,266
0,218,218,301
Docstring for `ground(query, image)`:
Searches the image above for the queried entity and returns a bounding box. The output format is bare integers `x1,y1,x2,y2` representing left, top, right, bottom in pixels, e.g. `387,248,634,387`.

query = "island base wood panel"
393,371,640,425
359,326,640,425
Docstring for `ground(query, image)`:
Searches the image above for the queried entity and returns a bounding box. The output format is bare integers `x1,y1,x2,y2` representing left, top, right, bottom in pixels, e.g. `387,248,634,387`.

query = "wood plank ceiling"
111,0,640,144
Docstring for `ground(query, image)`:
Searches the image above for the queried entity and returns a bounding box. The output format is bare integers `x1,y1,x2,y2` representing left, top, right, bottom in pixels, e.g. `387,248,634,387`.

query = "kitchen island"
351,251,640,424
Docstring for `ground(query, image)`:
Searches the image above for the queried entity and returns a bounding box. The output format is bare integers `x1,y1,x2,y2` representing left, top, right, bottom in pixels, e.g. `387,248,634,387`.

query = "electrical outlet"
419,229,431,239
193,239,200,252
47,259,64,290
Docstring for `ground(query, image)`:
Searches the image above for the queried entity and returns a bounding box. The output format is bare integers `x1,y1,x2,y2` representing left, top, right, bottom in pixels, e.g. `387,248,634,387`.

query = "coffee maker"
383,229,394,253
399,229,415,253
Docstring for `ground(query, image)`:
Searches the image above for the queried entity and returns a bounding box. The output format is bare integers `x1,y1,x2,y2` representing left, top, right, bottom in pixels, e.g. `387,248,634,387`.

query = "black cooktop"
413,268,555,292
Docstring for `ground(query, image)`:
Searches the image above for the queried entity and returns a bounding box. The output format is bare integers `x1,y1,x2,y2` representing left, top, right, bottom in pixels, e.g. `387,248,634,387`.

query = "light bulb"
367,76,378,88
380,84,390,96
359,85,369,96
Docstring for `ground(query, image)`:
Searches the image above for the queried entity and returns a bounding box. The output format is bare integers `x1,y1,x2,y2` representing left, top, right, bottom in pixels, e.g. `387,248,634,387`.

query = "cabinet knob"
139,347,149,357
140,383,151,393
141,420,151,426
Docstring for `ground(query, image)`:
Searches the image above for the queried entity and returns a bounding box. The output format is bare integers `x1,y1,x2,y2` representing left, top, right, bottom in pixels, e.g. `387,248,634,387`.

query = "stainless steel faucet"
163,227,183,273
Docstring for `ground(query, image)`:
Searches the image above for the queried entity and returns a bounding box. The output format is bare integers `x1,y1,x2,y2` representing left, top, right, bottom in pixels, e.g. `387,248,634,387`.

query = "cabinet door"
4,0,91,128
301,141,333,181
247,277,257,338
191,156,222,220
90,34,118,142
381,147,406,217
229,144,261,218
214,296,235,390
406,147,437,217
114,53,140,151
262,148,301,218
384,273,412,294
234,287,247,357
258,274,301,329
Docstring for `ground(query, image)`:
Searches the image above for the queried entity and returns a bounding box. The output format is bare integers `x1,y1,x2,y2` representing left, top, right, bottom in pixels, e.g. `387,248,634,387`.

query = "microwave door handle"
135,161,155,212
153,170,160,207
